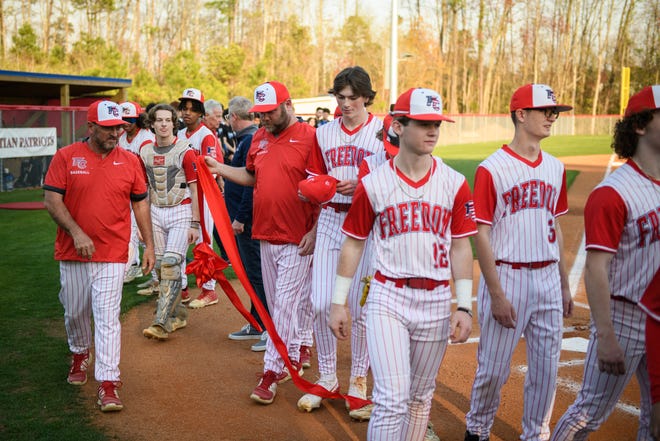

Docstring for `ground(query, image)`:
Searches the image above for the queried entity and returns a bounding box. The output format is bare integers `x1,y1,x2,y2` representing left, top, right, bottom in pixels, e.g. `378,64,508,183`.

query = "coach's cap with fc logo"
510,84,573,113
298,174,337,205
249,81,291,113
88,100,125,126
120,101,143,119
179,88,205,104
624,85,660,117
391,88,455,122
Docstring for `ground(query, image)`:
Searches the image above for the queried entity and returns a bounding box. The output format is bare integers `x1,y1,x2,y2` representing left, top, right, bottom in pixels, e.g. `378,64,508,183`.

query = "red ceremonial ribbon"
190,159,371,410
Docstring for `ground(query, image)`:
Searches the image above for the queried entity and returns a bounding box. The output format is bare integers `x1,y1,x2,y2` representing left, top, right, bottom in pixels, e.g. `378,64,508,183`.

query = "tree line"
0,0,658,114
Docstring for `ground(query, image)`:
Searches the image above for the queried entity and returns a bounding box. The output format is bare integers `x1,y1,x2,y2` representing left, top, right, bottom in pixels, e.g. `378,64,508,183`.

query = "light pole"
389,0,398,107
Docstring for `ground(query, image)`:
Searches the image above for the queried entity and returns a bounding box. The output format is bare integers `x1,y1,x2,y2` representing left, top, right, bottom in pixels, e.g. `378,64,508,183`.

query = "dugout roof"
0,70,131,105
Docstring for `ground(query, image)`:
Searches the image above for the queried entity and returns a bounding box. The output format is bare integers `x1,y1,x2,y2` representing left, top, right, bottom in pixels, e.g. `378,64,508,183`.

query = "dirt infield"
86,154,642,440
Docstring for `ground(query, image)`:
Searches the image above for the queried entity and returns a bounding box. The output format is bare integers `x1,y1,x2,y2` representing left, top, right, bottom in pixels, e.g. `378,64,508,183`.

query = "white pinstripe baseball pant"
312,208,370,377
366,279,451,441
152,204,191,263
59,261,124,382
260,241,312,373
466,264,562,441
551,300,651,441
125,208,140,274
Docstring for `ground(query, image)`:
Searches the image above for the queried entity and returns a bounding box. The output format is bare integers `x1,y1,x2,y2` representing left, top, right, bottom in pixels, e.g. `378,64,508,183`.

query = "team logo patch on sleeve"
465,200,476,221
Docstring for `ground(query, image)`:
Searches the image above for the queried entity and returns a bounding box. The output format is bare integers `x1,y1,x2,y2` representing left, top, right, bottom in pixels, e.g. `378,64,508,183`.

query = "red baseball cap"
179,88,205,104
382,113,399,157
391,88,454,122
88,100,125,126
120,101,142,119
510,84,572,112
249,81,291,113
298,175,337,205
624,85,660,117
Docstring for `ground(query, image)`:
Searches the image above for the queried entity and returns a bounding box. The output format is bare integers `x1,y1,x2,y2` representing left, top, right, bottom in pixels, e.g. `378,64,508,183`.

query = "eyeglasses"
123,118,138,124
526,108,560,119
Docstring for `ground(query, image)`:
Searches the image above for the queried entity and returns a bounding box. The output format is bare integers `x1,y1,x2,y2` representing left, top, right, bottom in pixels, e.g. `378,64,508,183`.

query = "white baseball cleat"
297,373,338,412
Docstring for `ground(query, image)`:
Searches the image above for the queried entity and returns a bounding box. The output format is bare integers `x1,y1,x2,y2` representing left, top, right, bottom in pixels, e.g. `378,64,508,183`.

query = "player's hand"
232,219,245,235
217,176,225,193
450,310,472,343
336,179,357,196
204,156,223,175
595,330,626,375
651,402,660,441
188,226,200,244
490,294,517,328
298,229,316,256
329,303,351,340
72,230,95,260
141,245,155,275
561,286,574,318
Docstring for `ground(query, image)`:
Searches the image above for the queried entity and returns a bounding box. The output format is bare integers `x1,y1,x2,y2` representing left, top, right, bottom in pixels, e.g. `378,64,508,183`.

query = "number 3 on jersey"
433,242,449,268
548,219,556,243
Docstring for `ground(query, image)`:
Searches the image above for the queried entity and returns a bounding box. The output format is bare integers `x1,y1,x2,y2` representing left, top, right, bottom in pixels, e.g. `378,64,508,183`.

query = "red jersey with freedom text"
584,160,660,304
177,123,221,162
246,121,318,244
118,128,155,155
307,115,384,204
342,157,477,280
44,142,148,262
473,145,568,262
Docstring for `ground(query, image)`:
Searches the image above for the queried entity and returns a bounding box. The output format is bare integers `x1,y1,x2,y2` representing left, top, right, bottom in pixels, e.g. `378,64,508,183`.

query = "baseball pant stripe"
59,261,123,382
260,241,312,373
550,300,651,440
366,280,450,441
312,208,371,377
467,264,562,440
125,208,140,274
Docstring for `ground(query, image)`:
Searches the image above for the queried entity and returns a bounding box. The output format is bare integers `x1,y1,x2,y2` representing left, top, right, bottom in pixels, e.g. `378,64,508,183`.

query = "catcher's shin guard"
153,252,184,332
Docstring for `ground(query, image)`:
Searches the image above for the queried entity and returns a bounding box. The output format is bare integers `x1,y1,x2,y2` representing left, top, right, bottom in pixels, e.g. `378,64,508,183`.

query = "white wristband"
332,275,352,305
455,279,473,311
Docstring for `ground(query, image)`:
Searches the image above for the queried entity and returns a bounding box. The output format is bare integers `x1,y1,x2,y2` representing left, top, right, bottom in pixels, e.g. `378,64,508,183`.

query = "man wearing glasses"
43,100,155,412
464,84,574,441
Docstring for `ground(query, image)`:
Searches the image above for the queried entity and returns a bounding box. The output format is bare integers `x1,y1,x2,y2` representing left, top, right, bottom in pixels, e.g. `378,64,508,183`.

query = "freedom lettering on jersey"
324,144,373,170
637,206,660,247
502,179,557,217
377,201,451,240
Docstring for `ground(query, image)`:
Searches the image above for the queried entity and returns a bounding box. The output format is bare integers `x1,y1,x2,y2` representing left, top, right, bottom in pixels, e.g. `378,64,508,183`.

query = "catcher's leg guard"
153,252,184,332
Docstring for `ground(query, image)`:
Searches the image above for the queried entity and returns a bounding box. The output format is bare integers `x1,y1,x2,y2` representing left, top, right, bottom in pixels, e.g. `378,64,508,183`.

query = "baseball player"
551,85,660,440
118,101,155,284
329,87,476,441
43,100,155,412
465,84,574,441
297,66,383,418
141,103,200,340
642,270,660,441
204,81,318,405
176,88,222,307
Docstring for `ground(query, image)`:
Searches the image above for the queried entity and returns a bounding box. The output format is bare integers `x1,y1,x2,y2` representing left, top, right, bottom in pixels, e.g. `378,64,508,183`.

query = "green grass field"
0,134,612,440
